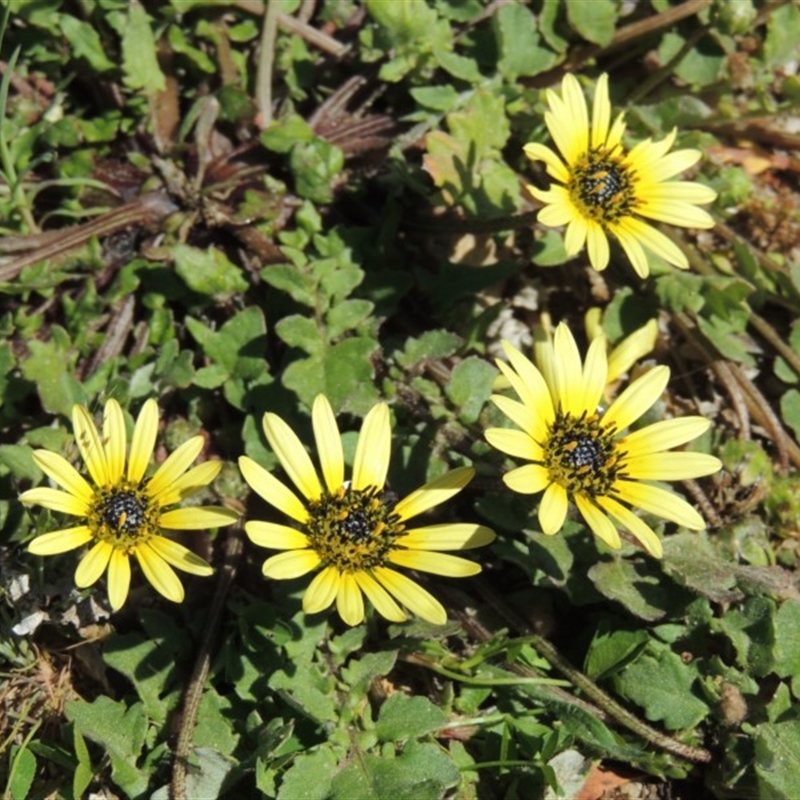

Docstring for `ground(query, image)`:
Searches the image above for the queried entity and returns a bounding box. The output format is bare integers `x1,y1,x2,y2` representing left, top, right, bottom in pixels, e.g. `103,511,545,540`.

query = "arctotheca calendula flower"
525,73,716,278
239,395,495,626
485,323,722,557
21,399,238,610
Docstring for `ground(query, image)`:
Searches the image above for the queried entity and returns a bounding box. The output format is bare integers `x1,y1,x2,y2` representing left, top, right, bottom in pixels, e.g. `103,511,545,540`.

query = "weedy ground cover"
2,1,800,798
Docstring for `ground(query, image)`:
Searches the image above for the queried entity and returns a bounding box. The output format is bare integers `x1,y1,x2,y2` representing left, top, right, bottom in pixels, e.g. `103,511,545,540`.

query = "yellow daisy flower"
239,394,495,626
485,323,722,557
525,73,716,278
21,399,238,610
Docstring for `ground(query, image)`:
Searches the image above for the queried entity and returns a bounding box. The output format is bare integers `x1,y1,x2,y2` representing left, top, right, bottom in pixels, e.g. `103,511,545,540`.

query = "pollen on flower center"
544,412,623,497
569,150,636,223
91,488,157,547
307,486,405,572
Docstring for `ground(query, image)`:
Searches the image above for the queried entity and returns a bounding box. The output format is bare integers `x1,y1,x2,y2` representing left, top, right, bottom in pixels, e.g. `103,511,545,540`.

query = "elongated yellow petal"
159,506,238,530
373,567,446,625
107,549,132,610
523,143,570,184
596,495,662,557
352,402,391,491
575,495,621,550
136,542,184,602
604,366,669,434
32,450,94,505
336,572,365,626
245,521,309,550
396,523,495,551
581,334,608,414
393,466,473,522
103,399,126,486
586,223,610,271
28,526,93,555
303,566,340,614
238,456,309,523
147,437,203,501
502,463,551,495
73,405,108,487
20,487,89,516
623,452,722,480
591,73,611,149
389,549,481,577
127,399,159,484
621,417,710,456
147,535,214,576
539,481,568,535
355,571,406,622
264,411,323,501
153,461,222,506
313,394,345,493
75,540,113,588
606,320,658,384
262,549,321,579
484,428,539,461
612,481,705,529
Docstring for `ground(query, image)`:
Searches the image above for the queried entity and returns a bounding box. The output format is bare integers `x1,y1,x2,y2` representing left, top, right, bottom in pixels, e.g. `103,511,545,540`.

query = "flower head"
239,395,495,626
21,399,238,610
485,323,721,557
525,73,716,278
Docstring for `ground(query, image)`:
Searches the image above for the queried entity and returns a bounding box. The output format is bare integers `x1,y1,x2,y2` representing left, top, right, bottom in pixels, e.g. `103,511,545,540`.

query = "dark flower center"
306,485,405,571
544,411,625,497
569,148,636,223
88,486,159,548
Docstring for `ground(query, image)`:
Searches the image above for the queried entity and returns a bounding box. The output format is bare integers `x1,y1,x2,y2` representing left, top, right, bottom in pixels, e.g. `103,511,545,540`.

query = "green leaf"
187,307,268,379
764,1,800,68
447,89,509,158
714,596,777,678
588,559,671,622
331,741,460,800
445,357,497,423
566,0,617,46
661,533,742,603
121,1,166,92
61,14,115,71
614,647,709,730
261,114,313,153
327,299,374,339
774,600,800,680
657,31,725,87
269,664,338,725
493,3,556,79
275,315,323,355
282,337,380,412
20,338,86,416
396,330,462,368
194,690,240,756
65,697,148,798
261,263,316,307
434,48,483,83
780,389,800,442
342,650,398,696
755,720,800,799
290,139,344,203
171,244,249,298
7,745,36,800
72,725,94,799
278,746,339,800
366,0,438,46
410,85,461,112
151,749,239,800
376,693,447,742
584,626,649,681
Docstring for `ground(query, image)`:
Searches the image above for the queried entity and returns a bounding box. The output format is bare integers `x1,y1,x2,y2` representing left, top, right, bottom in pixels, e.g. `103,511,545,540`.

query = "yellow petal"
586,223,610,271
264,411,323,501
73,404,109,487
396,523,495,551
623,452,722,480
539,481,568,535
596,495,663,557
75,540,113,588
147,535,214,576
612,481,705,529
27,525,93,555
245,520,309,550
355,571,406,622
502,463,551,495
159,506,238,530
238,456,309,523
19,487,89,516
604,366,669,434
485,427,540,461
312,394,345,493
373,567,446,625
352,402,391,491
153,460,222,506
552,323,585,416
523,143,570,184
147,437,203,501
393,466,473,522
103,399,126,486
262,549,321,579
107,548,131,610
388,549,481,577
575,494,621,549
32,450,94,505
581,334,608,415
621,417,710,456
564,215,589,258
606,320,658,384
135,542,185,602
127,399,159,484
591,73,611,149
336,572,365,626
303,566,340,614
